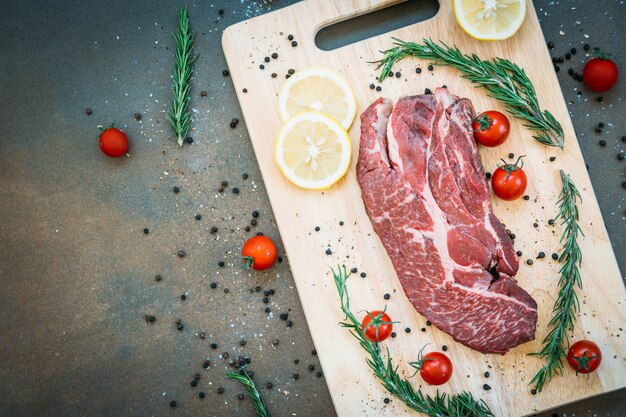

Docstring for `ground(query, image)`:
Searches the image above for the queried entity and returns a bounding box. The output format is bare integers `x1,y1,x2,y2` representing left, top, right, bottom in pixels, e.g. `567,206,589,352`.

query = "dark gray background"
0,1,624,416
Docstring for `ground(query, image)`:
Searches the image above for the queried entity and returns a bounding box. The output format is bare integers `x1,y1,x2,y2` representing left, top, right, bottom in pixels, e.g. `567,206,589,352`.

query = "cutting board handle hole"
314,0,440,51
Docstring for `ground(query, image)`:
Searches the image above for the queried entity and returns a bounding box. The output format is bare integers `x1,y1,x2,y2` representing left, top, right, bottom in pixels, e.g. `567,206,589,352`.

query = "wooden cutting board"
223,1,626,415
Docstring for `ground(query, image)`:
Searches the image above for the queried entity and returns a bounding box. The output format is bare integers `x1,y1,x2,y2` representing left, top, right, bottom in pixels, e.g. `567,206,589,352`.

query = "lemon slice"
275,111,352,190
454,0,526,41
279,67,357,130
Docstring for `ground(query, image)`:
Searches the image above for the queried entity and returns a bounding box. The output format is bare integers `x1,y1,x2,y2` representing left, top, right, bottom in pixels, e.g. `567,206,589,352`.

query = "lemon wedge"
454,0,526,41
278,67,357,130
275,111,352,190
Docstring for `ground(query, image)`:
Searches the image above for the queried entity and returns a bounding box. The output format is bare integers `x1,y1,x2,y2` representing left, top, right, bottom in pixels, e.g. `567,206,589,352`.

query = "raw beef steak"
357,88,537,354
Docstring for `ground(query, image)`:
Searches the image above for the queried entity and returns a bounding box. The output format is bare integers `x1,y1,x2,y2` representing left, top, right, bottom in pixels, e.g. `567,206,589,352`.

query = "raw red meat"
357,89,537,354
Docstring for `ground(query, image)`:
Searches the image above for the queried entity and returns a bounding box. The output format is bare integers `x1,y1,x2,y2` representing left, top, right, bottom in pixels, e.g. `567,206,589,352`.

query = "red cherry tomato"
411,350,453,386
99,127,129,157
361,310,394,343
567,340,602,375
583,56,618,92
242,235,277,271
472,111,510,147
491,156,528,201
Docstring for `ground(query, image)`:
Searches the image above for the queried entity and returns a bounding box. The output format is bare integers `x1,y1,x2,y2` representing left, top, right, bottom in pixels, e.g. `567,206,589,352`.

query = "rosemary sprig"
226,369,271,417
529,169,583,392
167,7,197,147
374,38,564,148
332,266,493,417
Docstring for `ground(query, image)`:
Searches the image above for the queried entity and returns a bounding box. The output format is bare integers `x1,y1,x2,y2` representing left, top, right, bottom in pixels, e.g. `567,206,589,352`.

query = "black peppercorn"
537,252,545,259
85,108,92,115
570,47,576,54
395,71,401,78
195,213,202,220
618,153,625,161
516,250,522,256
291,41,298,47
548,219,555,225
405,327,411,333
287,34,294,40
143,228,149,234
199,392,205,398
552,253,559,260
293,373,299,379
173,186,180,193
599,140,606,146
178,250,186,258
154,275,162,282
222,69,229,76
170,400,177,407
286,320,293,327
531,388,537,395
252,210,259,218
384,397,390,404
369,83,375,89
288,69,295,75
259,64,265,70
262,297,269,303
180,294,187,301
428,65,433,71
565,53,571,60
191,380,197,387
210,282,217,289
597,96,603,102
416,67,422,74
523,195,530,200
526,259,534,265
308,364,315,371
218,261,225,267
583,44,590,51
218,8,224,15
484,371,490,378
134,112,142,120
424,88,432,94
325,248,332,255
554,65,560,72
547,41,554,49
271,52,278,59
360,272,366,278
549,156,556,161
508,152,514,159
351,267,357,273
442,345,448,351
384,293,390,300
210,226,218,233
375,86,382,92
264,56,270,63
483,384,491,391
217,387,224,394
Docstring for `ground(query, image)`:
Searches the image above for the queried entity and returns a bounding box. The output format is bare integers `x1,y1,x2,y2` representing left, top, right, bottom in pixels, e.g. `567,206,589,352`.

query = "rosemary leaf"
529,169,583,392
332,266,493,417
167,7,197,147
226,369,271,417
374,38,564,149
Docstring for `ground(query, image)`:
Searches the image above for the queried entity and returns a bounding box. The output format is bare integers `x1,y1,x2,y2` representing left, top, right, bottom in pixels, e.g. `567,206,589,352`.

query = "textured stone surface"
0,1,623,416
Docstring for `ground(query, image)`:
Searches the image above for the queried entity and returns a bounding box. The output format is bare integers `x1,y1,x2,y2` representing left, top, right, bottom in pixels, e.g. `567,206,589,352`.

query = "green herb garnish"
226,369,271,417
374,38,564,149
332,266,493,417
167,7,197,146
529,169,583,392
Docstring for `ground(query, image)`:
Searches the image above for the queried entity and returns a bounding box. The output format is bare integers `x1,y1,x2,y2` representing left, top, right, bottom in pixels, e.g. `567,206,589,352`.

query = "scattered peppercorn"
405,327,411,333
145,314,156,323
200,90,207,97
547,41,554,49
484,371,490,378
375,86,382,92
286,320,293,327
259,64,265,70
384,293,390,300
384,397,390,404
262,297,269,304
85,108,92,115
554,65,560,72
217,387,224,394
203,360,210,368
483,384,491,391
531,388,537,395
565,53,571,60
314,226,320,231
154,274,162,282
181,294,187,301
218,8,224,15
599,140,606,147
570,47,576,54
619,153,625,161
178,250,186,258
395,71,401,78
508,152,514,159
242,88,247,93
533,222,539,228
426,320,432,326
264,56,270,63
485,172,492,179
291,41,298,47
549,156,556,161
288,69,295,75
210,282,217,289
191,380,197,387
325,248,332,255
597,96,603,102
288,34,294,40
170,400,177,408
316,371,323,377
442,345,448,351
391,332,396,338
237,393,245,400
308,364,315,371
351,267,357,273
369,83,375,89
173,186,180,193
526,259,534,265
516,250,522,256
428,65,433,71
360,272,366,278
537,252,545,259
222,69,229,76
548,219,555,225
416,67,422,74
424,88,432,94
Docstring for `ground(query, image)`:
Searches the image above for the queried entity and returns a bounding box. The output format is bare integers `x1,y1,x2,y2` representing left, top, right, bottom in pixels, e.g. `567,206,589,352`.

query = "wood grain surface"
222,1,626,415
